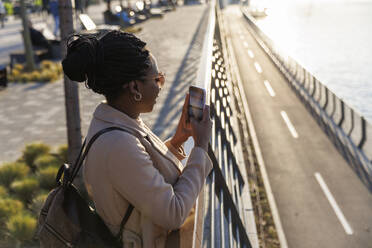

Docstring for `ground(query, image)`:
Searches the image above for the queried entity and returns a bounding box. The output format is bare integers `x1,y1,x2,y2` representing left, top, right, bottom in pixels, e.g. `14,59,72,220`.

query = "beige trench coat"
83,102,212,248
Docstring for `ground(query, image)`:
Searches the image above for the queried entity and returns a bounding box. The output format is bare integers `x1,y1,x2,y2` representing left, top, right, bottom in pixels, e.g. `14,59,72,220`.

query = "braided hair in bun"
62,30,151,100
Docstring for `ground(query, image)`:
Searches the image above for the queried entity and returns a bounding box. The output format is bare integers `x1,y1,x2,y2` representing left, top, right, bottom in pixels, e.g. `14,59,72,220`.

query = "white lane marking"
254,62,262,73
240,35,245,40
315,173,354,235
227,27,289,248
280,111,299,138
264,80,276,97
243,41,249,48
248,50,254,58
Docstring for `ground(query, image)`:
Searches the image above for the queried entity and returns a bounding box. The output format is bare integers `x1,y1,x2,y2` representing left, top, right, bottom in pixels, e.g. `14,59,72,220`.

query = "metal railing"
240,6,372,188
191,1,258,247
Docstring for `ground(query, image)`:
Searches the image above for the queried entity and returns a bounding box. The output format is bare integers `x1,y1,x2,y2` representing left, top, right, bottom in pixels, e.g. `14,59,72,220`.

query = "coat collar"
93,102,148,137
93,102,183,173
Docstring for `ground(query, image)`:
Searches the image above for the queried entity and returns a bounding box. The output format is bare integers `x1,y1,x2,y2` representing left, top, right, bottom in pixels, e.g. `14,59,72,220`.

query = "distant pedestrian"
0,0,6,28
49,0,59,36
42,0,49,13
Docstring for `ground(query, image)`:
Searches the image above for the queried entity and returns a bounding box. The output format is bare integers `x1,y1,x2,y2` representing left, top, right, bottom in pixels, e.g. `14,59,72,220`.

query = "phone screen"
189,86,205,121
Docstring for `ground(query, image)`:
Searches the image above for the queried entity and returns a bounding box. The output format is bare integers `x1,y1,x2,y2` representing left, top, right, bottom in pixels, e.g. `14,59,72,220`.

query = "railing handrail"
196,0,216,104
191,1,258,247
191,1,216,246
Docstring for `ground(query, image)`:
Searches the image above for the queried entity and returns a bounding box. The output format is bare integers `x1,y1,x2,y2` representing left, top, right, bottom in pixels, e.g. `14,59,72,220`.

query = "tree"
106,0,111,11
58,0,82,165
20,0,36,71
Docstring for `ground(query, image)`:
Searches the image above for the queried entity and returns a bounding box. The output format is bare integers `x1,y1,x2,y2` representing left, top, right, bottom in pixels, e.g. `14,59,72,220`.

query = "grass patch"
0,162,29,188
10,178,40,204
8,61,63,83
37,166,59,190
34,155,61,170
0,142,68,247
6,211,37,245
22,143,51,171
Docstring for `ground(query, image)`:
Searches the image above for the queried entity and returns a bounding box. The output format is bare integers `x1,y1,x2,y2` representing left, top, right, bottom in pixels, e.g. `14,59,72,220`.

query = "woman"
62,30,212,248
0,0,5,29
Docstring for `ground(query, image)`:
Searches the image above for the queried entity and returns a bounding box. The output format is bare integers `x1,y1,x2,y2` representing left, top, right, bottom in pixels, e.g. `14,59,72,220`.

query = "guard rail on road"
190,1,259,247
240,5,372,189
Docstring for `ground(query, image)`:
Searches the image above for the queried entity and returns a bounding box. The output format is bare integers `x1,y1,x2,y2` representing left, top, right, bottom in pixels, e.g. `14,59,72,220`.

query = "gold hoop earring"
134,92,142,102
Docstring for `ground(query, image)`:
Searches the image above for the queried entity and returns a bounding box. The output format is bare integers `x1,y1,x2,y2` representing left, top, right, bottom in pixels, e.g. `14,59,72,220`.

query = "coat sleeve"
106,132,212,230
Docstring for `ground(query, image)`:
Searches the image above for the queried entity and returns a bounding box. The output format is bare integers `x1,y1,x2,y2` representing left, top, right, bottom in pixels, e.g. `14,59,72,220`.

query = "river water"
252,0,372,122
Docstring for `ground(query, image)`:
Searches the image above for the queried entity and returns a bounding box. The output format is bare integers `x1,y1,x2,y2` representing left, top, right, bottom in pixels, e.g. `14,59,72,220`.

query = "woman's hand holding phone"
170,93,193,149
170,93,212,152
190,105,212,152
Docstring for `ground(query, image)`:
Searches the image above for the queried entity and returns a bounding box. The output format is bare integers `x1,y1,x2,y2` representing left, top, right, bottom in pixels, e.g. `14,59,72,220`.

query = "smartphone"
188,86,206,121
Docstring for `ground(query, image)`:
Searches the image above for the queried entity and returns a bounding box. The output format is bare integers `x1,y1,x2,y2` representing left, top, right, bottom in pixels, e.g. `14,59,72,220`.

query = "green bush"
34,154,61,170
9,61,63,83
0,162,30,187
30,193,48,215
22,143,51,169
37,166,59,190
10,178,40,204
0,198,24,222
0,185,8,197
57,144,68,163
6,211,37,244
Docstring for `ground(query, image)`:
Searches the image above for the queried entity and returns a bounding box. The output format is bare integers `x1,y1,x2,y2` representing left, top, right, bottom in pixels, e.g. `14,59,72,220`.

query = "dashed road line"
280,111,299,138
264,80,276,97
240,34,245,40
315,173,354,235
248,50,254,58
254,62,262,73
243,41,249,47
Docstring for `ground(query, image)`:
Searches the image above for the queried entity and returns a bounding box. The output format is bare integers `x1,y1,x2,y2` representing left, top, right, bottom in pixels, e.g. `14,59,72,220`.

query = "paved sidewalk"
0,3,209,163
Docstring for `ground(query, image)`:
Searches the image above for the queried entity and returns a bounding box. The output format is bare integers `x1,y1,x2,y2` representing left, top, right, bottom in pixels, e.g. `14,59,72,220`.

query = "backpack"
37,127,137,248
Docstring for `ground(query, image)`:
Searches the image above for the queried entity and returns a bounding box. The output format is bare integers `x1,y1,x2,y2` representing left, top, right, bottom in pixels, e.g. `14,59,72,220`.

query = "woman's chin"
145,102,156,112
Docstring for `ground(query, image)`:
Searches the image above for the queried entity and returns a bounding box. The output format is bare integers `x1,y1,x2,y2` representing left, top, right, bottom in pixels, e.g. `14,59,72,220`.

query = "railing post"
348,109,355,136
358,117,367,149
311,77,316,97
338,101,345,127
323,87,329,110
302,68,306,85
330,93,336,118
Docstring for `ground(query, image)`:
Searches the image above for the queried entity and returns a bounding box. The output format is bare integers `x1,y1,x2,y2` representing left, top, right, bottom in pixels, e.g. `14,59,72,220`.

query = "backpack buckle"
56,163,72,187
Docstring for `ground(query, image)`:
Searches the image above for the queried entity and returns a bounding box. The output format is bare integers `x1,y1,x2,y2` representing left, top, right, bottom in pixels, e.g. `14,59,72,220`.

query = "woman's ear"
128,80,140,94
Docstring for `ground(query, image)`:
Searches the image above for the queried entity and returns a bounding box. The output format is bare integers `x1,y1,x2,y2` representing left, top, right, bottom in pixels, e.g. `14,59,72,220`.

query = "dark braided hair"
62,30,151,100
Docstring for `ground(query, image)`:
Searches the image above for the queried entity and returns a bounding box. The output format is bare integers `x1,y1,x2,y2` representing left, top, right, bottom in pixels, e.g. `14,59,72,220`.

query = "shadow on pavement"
152,6,209,139
23,82,48,91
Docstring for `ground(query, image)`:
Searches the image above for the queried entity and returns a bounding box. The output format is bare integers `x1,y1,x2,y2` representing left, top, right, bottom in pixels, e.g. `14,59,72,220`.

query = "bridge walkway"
223,5,372,248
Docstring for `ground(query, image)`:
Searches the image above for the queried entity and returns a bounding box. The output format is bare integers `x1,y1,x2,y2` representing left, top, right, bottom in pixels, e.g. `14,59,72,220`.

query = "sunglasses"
154,72,165,88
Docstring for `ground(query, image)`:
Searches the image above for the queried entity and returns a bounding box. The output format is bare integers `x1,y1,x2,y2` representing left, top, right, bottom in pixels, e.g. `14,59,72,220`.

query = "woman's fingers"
182,93,190,123
202,105,210,122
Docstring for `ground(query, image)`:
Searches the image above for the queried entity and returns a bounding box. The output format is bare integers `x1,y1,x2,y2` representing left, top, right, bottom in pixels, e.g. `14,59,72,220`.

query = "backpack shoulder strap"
117,204,134,241
70,126,139,181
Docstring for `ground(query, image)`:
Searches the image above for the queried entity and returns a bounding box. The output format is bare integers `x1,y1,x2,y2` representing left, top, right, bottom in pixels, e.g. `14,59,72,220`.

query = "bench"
9,24,61,71
79,14,123,31
32,23,61,59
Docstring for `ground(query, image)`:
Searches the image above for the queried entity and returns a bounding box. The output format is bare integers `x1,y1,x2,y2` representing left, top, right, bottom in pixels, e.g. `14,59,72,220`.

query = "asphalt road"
224,5,372,248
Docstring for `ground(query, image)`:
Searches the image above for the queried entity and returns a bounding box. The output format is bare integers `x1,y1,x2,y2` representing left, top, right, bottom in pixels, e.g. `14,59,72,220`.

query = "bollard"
0,65,7,88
